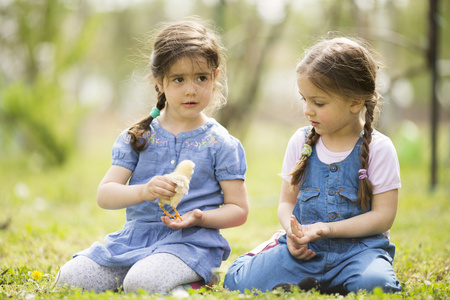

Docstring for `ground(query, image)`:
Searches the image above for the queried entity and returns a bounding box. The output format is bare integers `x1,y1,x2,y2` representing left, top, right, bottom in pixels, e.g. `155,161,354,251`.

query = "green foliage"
1,79,81,166
1,0,449,169
0,0,100,167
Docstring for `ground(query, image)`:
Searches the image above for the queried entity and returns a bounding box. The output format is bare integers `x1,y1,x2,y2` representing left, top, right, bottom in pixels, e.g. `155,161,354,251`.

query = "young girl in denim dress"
56,20,249,294
224,37,401,294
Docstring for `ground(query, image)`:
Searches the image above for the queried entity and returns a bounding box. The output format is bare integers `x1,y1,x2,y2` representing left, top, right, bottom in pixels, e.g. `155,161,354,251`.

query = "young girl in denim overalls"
224,37,402,294
55,20,249,295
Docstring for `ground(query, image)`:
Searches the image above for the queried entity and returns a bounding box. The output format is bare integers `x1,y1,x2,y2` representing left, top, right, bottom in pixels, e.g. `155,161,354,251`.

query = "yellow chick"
158,160,195,221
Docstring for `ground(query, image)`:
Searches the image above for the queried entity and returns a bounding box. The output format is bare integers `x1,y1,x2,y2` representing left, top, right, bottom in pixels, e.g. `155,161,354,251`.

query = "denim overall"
224,136,401,294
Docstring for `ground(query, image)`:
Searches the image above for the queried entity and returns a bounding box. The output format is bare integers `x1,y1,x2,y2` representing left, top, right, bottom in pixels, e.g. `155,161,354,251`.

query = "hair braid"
127,87,167,152
358,100,376,211
296,37,383,211
289,127,320,188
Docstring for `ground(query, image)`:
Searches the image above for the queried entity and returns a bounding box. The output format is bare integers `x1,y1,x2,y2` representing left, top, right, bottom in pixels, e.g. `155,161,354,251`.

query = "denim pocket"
339,189,363,219
297,188,320,223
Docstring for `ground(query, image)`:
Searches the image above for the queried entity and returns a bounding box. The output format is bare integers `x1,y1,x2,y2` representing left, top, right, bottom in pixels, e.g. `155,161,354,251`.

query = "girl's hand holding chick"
141,175,177,202
161,208,204,230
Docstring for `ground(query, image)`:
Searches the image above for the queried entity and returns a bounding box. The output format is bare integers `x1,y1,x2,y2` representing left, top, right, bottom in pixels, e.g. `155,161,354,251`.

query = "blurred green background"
0,0,449,298
1,0,449,171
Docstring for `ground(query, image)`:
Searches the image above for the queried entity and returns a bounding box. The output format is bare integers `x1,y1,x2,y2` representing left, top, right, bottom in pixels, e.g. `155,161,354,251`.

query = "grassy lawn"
0,121,449,299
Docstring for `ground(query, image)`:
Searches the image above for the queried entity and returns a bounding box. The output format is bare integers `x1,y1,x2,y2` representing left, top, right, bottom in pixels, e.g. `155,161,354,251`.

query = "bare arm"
97,165,176,210
278,179,298,231
162,179,249,229
331,189,398,237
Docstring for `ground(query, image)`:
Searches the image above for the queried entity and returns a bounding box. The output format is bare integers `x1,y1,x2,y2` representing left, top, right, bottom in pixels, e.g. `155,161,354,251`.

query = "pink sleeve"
367,134,401,194
281,128,307,182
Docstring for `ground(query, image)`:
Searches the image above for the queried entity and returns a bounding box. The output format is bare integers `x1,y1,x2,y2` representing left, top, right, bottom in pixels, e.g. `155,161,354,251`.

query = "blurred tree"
2,0,447,177
428,0,440,189
213,0,294,139
0,0,99,167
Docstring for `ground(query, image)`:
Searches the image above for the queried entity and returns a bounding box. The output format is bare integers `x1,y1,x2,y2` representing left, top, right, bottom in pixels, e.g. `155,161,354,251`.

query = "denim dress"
75,118,247,284
224,133,401,293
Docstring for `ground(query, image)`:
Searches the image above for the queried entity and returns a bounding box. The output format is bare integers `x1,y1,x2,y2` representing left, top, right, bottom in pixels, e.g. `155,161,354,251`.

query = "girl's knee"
223,263,265,293
223,272,237,291
55,257,85,287
346,272,401,293
123,253,202,295
55,257,98,291
223,257,250,292
123,268,170,294
55,256,127,293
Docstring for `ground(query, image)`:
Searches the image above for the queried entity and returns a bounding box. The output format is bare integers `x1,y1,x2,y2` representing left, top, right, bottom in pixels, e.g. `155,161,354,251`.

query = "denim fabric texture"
224,133,401,294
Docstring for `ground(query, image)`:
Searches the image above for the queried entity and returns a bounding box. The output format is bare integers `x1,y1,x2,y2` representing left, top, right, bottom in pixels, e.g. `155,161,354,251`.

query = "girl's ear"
350,98,365,114
156,79,164,93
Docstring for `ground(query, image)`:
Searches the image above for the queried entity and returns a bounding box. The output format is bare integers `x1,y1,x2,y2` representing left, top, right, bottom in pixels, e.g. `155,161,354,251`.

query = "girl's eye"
301,96,324,107
174,77,184,83
197,76,208,82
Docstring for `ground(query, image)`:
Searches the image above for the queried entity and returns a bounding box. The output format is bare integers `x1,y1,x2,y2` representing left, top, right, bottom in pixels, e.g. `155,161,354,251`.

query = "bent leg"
224,242,316,293
55,256,130,293
327,247,401,294
345,255,401,293
123,253,202,295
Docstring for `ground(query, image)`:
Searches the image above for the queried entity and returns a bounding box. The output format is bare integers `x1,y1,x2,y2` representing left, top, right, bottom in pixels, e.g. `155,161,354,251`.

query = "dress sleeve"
281,127,307,182
368,133,401,194
214,135,247,182
111,130,139,172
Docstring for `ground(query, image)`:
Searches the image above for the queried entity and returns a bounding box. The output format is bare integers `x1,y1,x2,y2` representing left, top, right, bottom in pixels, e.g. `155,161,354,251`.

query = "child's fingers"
292,235,308,246
302,250,316,260
290,245,316,260
146,176,177,198
157,176,177,190
161,209,203,229
161,215,183,228
290,215,303,237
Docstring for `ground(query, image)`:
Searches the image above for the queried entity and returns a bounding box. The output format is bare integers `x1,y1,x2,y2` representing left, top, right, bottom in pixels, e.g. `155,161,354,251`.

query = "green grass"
1,121,449,299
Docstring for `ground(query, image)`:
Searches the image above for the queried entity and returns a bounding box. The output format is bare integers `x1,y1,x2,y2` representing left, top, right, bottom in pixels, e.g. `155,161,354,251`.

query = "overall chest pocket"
338,189,364,219
296,188,320,223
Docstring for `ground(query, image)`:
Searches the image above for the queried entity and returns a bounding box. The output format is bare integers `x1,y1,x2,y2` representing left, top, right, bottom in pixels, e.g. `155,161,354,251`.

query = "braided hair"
127,19,227,151
290,37,382,211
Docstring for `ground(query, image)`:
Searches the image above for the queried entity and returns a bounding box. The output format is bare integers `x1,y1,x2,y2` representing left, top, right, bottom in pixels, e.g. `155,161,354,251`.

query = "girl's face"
297,75,363,140
157,55,217,125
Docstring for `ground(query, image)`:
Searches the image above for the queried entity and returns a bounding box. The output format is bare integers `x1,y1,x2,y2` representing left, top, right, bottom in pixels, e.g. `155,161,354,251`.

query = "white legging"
55,253,202,294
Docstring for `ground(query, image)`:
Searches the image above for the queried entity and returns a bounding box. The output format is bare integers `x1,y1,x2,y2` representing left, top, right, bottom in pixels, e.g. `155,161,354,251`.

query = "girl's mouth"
183,102,198,107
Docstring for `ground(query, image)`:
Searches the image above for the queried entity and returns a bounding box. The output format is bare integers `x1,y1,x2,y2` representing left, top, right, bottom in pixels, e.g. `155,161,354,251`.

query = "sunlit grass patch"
0,122,449,299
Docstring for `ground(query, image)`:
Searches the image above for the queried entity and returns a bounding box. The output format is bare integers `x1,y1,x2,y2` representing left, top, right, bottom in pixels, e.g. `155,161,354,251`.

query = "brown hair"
290,37,382,211
127,19,227,151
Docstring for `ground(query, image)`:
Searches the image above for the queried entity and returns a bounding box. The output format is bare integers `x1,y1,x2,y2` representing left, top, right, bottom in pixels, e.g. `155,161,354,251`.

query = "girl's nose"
303,101,314,116
185,80,197,96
